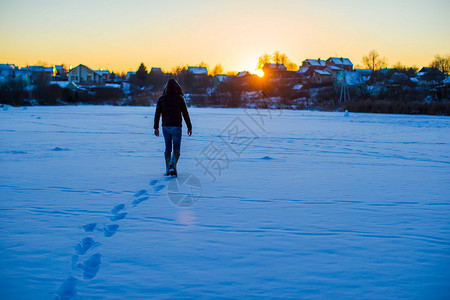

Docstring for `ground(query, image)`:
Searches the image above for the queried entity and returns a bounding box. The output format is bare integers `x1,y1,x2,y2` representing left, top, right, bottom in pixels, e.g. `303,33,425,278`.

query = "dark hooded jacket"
154,94,192,130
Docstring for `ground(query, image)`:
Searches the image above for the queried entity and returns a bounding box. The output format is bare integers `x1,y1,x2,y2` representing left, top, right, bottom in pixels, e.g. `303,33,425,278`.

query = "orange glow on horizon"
0,1,448,73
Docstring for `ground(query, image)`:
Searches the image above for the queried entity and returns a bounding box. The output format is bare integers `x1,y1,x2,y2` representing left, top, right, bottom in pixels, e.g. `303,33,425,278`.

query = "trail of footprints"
55,179,166,299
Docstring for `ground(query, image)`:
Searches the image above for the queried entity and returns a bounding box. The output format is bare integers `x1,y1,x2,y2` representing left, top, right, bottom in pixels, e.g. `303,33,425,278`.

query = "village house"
20,66,54,83
188,66,208,80
337,71,365,87
49,81,80,91
187,66,210,92
298,59,327,84
354,69,372,82
301,59,327,70
415,67,444,87
68,64,104,85
262,63,285,80
215,74,229,83
324,66,342,78
213,74,229,89
262,63,287,75
0,64,17,82
95,70,111,81
326,57,353,71
298,57,353,84
312,69,333,84
53,65,68,81
297,66,314,79
235,71,252,88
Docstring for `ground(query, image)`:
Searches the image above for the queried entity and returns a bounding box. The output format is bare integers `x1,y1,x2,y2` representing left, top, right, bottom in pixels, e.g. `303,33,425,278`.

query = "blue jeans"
162,126,182,153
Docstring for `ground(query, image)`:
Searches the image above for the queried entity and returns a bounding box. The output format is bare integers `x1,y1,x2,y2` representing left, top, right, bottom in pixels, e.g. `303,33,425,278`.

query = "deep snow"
0,106,449,299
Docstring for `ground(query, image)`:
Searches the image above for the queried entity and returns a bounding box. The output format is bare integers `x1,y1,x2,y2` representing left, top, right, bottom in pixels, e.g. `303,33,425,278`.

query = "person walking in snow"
154,79,192,176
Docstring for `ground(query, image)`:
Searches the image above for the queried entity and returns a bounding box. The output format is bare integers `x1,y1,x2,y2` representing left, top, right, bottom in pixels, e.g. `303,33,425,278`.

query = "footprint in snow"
82,222,97,232
110,212,127,221
102,224,119,237
134,189,147,197
61,179,165,294
132,196,149,206
55,277,78,300
153,185,165,193
74,237,98,255
77,253,101,280
111,203,125,214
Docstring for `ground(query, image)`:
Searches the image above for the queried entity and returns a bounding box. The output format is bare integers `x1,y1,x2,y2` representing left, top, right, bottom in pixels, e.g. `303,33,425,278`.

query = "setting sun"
255,69,264,77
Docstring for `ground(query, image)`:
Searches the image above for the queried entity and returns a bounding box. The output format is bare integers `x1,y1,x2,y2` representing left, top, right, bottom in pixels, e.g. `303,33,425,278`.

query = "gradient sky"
1,0,449,73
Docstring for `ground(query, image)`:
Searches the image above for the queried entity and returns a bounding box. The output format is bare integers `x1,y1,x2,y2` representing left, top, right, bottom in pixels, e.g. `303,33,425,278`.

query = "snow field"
0,106,449,299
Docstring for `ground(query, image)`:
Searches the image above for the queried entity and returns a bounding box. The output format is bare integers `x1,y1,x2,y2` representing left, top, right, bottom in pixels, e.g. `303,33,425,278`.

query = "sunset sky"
1,0,449,74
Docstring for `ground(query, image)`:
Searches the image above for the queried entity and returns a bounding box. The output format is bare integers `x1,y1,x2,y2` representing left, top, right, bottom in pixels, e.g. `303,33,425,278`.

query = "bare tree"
170,65,194,90
257,53,272,69
285,61,298,71
257,51,298,71
430,53,450,75
363,50,388,71
273,51,283,65
211,64,224,76
392,62,418,75
198,61,209,70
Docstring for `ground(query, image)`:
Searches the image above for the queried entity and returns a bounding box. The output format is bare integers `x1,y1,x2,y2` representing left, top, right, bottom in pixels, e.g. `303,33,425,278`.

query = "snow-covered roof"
236,71,249,78
21,66,53,73
418,80,439,86
314,70,332,76
354,69,372,75
263,63,287,70
303,59,326,67
188,66,208,75
50,81,71,88
327,57,353,66
378,68,396,75
297,66,309,74
215,74,229,82
327,66,342,71
95,70,111,75
418,67,441,73
292,84,304,90
105,83,121,88
338,71,364,86
69,64,104,77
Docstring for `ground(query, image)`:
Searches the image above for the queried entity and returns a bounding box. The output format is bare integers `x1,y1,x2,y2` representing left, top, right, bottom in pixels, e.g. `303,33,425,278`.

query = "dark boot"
164,152,171,176
169,151,180,176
